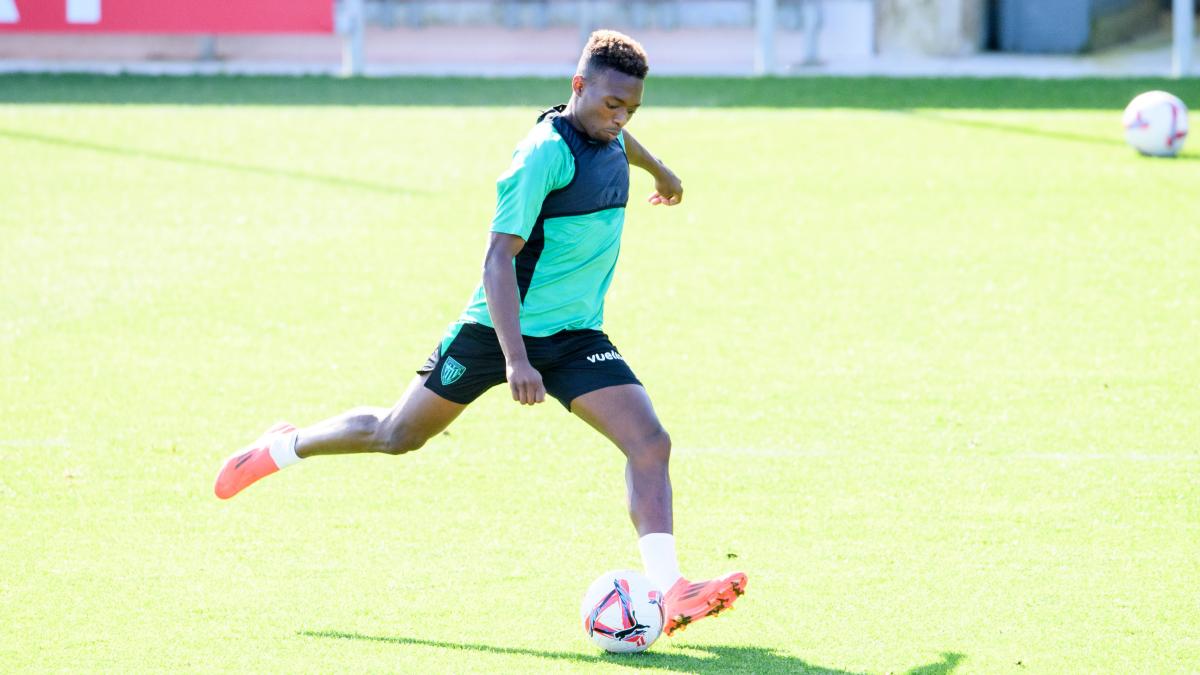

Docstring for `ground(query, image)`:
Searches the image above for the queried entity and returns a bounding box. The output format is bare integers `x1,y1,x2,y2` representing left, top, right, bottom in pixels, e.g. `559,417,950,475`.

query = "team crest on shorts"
440,356,466,386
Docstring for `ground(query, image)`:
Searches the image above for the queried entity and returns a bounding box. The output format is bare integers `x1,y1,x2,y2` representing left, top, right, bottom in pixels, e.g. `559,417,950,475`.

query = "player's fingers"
648,193,662,205
666,194,682,205
510,381,521,402
534,385,546,404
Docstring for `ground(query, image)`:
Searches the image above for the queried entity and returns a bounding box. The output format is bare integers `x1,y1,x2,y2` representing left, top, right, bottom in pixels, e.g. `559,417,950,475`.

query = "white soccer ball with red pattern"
1123,91,1189,157
580,570,665,653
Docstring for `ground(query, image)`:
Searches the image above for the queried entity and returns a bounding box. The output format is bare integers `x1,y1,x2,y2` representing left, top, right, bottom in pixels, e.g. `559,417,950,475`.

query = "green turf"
3,73,1200,109
1,76,1197,673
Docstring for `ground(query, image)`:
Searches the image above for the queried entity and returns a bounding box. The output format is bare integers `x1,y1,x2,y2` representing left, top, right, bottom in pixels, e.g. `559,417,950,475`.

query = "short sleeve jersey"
456,108,630,338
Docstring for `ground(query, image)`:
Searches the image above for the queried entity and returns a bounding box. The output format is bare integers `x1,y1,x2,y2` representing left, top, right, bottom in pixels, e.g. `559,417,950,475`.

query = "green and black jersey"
444,107,630,349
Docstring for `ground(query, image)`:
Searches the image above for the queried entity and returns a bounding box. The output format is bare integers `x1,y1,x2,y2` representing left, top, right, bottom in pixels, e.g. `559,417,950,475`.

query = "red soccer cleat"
663,572,748,636
214,422,295,500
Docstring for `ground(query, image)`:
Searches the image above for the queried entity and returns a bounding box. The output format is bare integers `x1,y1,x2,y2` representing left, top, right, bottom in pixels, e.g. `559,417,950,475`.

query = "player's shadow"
299,630,965,674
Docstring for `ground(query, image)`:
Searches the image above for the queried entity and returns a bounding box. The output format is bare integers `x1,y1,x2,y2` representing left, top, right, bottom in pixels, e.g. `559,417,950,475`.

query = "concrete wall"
368,1,754,29
876,0,986,56
1091,0,1161,50
364,0,878,59
367,1,873,32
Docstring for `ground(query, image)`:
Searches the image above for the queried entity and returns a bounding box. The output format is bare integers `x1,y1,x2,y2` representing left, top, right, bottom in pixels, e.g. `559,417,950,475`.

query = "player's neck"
562,97,587,135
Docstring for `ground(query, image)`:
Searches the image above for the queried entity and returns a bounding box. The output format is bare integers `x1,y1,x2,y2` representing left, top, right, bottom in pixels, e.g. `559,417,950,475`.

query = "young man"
214,30,746,635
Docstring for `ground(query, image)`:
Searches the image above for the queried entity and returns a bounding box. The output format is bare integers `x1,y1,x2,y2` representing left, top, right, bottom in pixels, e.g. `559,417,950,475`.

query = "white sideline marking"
0,438,70,447
1013,452,1200,463
678,447,1200,462
678,447,832,458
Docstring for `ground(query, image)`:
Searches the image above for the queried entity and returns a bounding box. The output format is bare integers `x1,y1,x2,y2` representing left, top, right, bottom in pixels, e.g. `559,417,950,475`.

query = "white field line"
678,447,1200,461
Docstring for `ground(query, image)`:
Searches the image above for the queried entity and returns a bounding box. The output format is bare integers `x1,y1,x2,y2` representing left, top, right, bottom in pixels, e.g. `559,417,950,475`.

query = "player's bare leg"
571,383,747,636
215,374,464,499
572,383,673,536
295,374,465,457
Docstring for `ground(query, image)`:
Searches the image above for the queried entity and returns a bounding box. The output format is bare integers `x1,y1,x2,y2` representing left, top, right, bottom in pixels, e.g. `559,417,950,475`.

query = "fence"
0,0,871,76
0,1,1192,77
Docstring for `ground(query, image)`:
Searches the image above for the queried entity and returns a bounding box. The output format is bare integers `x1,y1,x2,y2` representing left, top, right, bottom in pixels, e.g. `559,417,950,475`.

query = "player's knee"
626,427,671,467
377,422,428,456
344,408,383,443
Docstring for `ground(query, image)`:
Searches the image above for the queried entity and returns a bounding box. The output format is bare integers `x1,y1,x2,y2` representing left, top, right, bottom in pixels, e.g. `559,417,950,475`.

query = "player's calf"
373,416,432,455
299,407,427,456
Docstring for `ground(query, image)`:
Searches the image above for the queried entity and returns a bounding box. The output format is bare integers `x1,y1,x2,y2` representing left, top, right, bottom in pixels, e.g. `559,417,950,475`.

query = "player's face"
571,69,644,143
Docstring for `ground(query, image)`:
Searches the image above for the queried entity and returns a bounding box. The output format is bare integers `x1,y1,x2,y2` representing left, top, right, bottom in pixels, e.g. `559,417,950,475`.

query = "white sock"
638,532,682,592
268,431,302,469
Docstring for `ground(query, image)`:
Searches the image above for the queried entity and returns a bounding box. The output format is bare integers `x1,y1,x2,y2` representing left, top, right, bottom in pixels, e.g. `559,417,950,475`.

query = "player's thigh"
571,384,668,457
378,373,467,448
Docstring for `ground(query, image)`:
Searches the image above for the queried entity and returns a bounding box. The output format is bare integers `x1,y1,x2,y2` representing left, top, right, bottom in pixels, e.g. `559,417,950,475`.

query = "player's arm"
483,234,546,406
622,129,683,206
482,128,568,406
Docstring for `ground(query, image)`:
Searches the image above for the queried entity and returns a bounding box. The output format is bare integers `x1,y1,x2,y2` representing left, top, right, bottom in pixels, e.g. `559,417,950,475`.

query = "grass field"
1,75,1198,673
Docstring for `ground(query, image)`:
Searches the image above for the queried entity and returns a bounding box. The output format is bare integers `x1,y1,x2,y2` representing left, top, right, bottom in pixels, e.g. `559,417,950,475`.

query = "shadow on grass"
0,126,421,196
299,630,965,674
906,110,1126,148
2,74,1199,109
903,109,1200,159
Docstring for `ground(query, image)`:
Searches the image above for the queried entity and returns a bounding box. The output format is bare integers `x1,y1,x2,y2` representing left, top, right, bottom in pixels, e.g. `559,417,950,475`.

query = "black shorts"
417,323,641,410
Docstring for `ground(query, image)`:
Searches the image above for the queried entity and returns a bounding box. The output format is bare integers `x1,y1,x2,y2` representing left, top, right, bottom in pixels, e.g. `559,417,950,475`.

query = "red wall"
0,0,333,33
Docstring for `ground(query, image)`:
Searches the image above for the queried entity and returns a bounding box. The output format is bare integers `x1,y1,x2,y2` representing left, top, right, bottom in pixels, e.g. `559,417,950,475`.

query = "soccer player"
214,30,746,635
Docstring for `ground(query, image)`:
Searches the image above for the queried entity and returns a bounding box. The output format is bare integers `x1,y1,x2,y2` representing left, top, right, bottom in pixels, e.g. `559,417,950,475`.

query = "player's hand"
506,359,546,405
649,167,683,206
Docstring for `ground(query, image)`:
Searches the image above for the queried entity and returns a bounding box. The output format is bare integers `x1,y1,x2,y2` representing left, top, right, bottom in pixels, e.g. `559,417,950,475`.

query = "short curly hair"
577,30,649,79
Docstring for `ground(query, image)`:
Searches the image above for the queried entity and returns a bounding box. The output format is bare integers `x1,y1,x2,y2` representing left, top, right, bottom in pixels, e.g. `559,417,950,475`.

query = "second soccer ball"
1123,90,1189,157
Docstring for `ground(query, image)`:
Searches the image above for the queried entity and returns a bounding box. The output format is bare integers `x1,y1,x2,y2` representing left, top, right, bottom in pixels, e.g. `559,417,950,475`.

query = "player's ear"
571,74,585,97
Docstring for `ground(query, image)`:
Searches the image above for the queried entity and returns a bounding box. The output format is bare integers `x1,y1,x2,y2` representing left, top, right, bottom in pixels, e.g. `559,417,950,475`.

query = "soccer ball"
1123,91,1189,157
579,570,665,653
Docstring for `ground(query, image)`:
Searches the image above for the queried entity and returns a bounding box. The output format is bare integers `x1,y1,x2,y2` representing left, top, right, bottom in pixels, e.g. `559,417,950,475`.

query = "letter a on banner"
0,0,18,24
68,0,101,23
